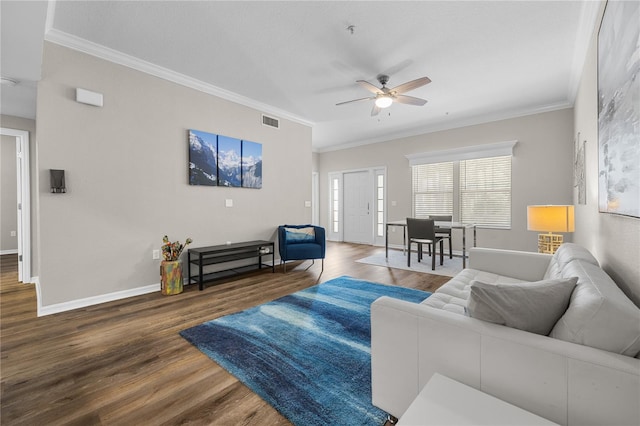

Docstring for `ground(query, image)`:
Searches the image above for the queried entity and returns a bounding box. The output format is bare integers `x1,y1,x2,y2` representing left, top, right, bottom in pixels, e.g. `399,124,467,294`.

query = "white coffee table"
397,373,558,425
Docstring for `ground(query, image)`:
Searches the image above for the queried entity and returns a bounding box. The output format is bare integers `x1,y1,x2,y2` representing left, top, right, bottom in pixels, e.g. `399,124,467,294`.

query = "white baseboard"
37,282,161,317
35,259,283,316
0,249,18,255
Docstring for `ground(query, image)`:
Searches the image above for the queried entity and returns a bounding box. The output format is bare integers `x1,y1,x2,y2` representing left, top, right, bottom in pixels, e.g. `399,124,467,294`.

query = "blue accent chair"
278,225,326,273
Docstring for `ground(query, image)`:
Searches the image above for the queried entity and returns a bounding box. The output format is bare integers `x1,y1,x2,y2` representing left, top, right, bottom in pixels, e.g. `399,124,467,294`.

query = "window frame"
407,141,517,229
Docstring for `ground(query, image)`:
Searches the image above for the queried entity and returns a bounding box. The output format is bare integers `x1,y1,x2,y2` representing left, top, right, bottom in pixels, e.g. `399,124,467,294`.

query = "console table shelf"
188,240,275,291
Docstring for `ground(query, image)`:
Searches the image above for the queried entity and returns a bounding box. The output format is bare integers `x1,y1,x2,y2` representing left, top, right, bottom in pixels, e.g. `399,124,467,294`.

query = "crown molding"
314,101,572,153
44,0,56,34
43,28,574,154
566,0,604,102
44,29,314,128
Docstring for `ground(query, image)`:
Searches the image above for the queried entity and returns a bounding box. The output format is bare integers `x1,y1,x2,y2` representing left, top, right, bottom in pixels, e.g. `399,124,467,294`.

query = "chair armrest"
468,247,552,281
313,226,326,257
277,226,287,258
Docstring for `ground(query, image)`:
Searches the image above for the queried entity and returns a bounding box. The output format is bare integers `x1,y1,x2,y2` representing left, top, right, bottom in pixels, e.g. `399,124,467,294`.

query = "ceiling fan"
336,74,431,116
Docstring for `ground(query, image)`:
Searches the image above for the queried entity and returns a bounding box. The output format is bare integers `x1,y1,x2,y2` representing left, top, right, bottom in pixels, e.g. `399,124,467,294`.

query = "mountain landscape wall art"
189,129,218,186
242,141,263,189
217,135,242,187
189,129,263,189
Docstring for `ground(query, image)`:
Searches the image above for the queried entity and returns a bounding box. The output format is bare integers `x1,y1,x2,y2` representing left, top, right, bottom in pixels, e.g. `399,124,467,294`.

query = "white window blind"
459,156,511,228
412,162,453,218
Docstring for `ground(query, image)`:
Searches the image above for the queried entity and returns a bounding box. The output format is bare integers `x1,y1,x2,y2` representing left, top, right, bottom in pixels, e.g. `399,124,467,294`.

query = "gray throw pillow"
466,277,578,335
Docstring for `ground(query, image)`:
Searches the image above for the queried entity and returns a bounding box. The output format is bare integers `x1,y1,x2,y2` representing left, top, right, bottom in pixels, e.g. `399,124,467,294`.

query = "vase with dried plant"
160,235,192,295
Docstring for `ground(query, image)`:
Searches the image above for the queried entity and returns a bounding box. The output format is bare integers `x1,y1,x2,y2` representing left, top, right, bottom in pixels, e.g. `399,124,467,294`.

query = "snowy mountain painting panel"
189,129,218,186
242,141,262,189
218,135,242,187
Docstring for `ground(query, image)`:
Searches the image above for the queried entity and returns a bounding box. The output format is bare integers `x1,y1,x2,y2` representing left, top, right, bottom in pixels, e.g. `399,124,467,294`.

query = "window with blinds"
412,155,512,228
412,162,454,218
459,155,511,228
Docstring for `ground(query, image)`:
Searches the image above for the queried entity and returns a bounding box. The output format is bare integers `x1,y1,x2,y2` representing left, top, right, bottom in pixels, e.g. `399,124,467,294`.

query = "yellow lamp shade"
527,205,575,233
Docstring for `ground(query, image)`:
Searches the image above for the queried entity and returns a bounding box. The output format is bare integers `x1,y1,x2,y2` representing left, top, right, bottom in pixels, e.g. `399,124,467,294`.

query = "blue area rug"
180,276,431,426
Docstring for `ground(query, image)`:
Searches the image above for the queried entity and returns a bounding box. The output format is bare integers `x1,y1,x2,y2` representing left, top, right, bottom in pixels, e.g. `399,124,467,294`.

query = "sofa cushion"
421,268,525,315
550,261,640,357
466,277,578,335
544,243,599,279
284,226,315,244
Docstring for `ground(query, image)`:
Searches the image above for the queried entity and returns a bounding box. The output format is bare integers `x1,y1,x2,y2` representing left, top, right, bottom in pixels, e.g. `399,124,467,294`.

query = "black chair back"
429,215,453,235
428,215,452,223
406,218,436,241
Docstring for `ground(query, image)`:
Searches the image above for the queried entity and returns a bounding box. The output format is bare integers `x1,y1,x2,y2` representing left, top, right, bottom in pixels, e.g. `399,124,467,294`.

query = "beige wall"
1,135,18,251
36,42,312,307
0,115,38,275
317,108,575,253
573,3,640,306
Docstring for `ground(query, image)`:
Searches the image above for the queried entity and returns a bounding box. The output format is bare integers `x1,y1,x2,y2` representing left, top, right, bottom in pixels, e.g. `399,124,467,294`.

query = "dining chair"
406,218,444,270
429,215,453,259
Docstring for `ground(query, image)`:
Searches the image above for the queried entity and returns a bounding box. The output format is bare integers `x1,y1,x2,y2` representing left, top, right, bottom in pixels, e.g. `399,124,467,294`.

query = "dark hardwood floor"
0,243,448,425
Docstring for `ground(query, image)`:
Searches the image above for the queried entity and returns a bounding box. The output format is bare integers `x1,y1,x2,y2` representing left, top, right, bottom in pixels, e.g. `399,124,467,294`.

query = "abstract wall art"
188,129,263,189
597,0,640,218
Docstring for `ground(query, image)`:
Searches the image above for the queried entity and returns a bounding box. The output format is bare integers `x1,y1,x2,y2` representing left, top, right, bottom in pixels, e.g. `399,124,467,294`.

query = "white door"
343,171,373,244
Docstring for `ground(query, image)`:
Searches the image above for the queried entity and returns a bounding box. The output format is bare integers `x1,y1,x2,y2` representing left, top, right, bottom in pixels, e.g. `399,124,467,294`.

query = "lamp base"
538,233,563,254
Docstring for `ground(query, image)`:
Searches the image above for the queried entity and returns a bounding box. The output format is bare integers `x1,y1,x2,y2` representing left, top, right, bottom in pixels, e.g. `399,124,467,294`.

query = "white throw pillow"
466,277,578,335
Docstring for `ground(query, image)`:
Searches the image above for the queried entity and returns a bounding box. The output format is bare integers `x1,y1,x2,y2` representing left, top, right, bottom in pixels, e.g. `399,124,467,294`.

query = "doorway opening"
0,127,31,283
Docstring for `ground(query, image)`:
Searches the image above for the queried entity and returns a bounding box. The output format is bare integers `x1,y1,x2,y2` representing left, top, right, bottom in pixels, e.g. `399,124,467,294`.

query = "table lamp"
527,205,575,254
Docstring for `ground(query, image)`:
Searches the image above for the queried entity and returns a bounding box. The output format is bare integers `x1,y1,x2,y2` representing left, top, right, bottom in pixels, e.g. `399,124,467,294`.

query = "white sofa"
371,243,640,426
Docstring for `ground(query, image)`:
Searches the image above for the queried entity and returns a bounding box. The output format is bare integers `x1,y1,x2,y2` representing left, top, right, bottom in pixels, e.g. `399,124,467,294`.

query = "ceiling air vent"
262,114,280,129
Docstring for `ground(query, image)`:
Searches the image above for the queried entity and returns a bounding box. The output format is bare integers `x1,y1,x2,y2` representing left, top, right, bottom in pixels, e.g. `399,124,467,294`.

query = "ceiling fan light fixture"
375,95,393,108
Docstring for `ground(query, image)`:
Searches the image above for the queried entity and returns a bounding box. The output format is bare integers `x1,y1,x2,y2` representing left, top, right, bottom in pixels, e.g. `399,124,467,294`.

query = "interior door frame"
312,172,319,226
1,127,31,283
327,166,386,245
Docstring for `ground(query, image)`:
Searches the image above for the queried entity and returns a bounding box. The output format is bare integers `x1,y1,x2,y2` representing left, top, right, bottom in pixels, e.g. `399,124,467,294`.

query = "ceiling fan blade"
336,96,373,106
371,104,381,116
394,94,428,106
389,76,432,94
357,80,383,94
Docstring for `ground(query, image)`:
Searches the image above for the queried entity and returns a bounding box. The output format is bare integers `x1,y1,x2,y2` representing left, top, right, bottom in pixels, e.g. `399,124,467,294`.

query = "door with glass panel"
328,168,385,245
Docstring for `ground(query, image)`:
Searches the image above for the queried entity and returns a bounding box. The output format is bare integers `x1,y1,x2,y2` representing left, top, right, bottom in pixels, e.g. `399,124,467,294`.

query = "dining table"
385,219,477,268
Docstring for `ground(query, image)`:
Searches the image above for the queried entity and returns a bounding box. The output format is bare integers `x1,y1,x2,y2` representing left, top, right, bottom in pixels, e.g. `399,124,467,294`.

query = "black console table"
188,240,275,291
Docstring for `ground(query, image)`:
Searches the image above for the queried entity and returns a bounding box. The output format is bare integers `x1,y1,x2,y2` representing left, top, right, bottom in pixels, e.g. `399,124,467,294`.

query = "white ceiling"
0,1,48,119
1,1,600,151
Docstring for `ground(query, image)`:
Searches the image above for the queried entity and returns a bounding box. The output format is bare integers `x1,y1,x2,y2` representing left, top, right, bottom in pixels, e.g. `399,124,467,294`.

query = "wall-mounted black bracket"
50,169,66,193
